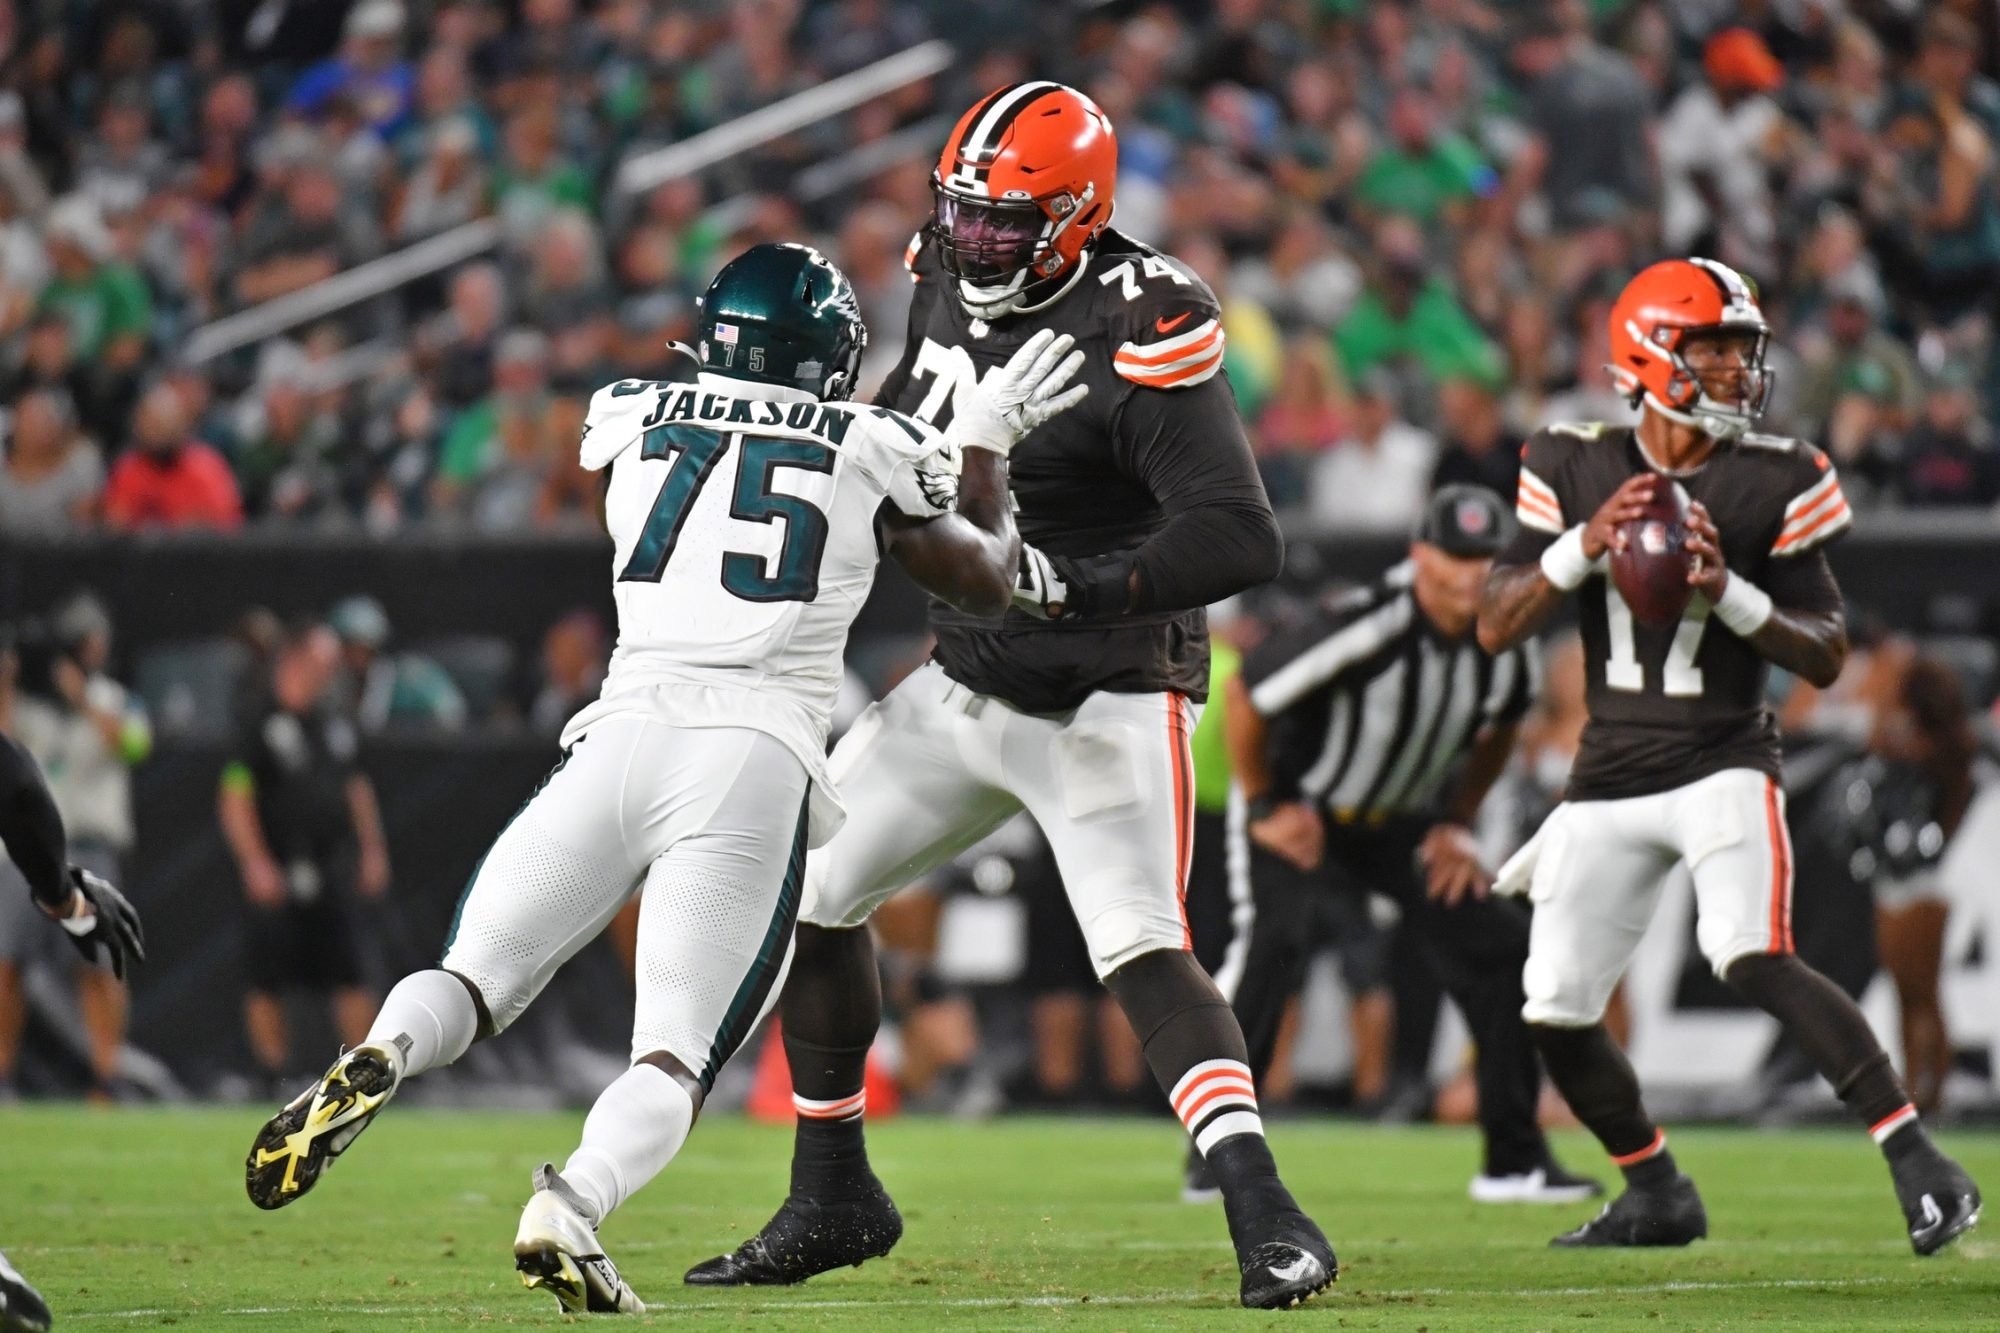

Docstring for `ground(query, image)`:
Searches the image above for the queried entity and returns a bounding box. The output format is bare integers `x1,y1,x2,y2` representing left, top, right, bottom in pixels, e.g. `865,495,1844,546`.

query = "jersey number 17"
617,424,834,602
1602,581,1708,697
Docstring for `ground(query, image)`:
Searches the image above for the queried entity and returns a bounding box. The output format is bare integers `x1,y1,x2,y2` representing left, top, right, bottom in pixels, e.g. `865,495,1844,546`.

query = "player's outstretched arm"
1479,474,1656,654
1684,502,1848,688
888,330,1087,617
0,732,144,976
0,731,71,912
883,444,1019,617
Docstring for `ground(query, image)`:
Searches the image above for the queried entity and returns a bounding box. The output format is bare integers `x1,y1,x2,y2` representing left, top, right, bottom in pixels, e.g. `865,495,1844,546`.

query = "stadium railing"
179,39,957,366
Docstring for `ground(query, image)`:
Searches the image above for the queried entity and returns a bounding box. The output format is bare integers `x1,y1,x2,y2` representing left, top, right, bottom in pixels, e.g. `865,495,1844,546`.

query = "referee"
1213,486,1597,1202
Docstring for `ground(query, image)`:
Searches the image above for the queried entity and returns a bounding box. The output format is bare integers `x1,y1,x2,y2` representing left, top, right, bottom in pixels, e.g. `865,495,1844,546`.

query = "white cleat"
1469,1166,1604,1204
514,1164,645,1314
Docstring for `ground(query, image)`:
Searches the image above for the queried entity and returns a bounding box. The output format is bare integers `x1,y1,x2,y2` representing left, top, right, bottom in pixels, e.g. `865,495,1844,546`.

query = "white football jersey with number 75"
558,370,958,844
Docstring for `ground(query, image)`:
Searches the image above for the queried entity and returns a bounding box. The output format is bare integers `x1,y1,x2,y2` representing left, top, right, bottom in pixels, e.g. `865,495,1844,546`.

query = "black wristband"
1247,793,1285,822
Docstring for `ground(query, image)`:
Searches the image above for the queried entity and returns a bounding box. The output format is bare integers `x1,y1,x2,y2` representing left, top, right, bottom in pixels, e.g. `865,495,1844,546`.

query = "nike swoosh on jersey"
1156,312,1192,333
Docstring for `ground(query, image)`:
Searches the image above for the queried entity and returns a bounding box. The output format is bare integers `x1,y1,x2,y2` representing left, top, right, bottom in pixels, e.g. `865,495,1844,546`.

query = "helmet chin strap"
1643,390,1754,442
955,248,1093,319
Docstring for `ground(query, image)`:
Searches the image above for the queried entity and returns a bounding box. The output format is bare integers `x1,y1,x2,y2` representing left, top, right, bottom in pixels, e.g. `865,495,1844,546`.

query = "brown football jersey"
1495,423,1851,801
873,227,1272,714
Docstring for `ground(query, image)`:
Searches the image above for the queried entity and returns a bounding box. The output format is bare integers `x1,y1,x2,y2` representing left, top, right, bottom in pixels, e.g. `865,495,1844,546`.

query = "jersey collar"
1632,418,1715,478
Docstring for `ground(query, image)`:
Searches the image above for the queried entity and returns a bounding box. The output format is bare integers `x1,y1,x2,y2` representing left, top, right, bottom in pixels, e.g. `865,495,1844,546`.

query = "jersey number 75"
617,424,834,603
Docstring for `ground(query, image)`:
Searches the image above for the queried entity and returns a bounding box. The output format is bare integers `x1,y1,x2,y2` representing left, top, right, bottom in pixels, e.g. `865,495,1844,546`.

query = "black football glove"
55,865,146,980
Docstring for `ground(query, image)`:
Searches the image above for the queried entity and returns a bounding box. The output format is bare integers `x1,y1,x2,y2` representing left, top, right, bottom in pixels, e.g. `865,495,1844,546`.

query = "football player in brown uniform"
685,83,1335,1309
1477,258,1979,1253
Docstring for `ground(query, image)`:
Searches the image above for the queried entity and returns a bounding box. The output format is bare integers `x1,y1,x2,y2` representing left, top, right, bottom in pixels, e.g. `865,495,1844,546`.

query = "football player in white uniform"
242,243,1087,1314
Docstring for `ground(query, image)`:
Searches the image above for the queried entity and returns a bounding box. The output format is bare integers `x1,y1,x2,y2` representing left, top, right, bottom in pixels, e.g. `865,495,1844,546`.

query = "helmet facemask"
930,176,1096,318
1620,321,1773,442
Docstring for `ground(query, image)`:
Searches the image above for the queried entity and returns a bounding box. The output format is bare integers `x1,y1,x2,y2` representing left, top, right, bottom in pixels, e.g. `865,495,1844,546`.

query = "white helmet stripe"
1688,257,1765,325
962,81,1065,165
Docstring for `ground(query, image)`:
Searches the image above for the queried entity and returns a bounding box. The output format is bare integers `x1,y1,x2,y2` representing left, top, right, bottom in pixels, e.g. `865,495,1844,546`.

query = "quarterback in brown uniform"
687,83,1335,1308
1478,258,1979,1253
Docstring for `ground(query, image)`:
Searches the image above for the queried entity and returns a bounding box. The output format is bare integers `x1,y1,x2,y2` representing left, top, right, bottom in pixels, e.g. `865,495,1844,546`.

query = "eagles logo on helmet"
929,81,1118,319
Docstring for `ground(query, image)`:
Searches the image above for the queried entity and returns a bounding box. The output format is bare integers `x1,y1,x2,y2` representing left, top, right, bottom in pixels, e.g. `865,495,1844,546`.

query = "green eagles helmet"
695,242,867,401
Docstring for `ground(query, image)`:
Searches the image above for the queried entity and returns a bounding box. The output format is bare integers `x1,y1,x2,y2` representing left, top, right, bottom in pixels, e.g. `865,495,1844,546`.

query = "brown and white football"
1610,477,1695,627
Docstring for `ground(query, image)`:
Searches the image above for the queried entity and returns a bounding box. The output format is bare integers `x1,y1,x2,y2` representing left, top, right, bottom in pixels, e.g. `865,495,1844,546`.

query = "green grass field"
1,1107,1994,1331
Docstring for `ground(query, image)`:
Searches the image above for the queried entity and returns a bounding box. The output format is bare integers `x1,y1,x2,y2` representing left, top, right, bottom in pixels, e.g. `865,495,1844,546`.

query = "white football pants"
801,662,1199,978
440,715,808,1083
1521,767,1794,1027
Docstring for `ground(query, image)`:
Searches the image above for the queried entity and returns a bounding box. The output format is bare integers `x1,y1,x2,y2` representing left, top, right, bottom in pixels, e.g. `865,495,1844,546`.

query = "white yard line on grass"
68,1275,1919,1320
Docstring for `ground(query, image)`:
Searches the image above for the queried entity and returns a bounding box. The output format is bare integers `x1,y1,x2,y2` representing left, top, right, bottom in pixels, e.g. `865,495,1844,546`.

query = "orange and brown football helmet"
1608,257,1771,440
930,81,1117,317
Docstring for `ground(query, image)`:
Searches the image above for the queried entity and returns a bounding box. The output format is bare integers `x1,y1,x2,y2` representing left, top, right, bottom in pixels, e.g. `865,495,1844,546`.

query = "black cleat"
684,1185,903,1286
245,1045,400,1210
1551,1175,1707,1248
1895,1153,1982,1256
1235,1212,1337,1309
0,1250,52,1333
1182,1142,1220,1204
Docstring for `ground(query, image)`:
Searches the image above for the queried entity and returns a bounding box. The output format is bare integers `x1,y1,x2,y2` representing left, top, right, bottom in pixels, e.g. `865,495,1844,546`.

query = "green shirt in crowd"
1355,135,1496,223
1334,279,1506,390
1190,641,1241,815
38,262,151,360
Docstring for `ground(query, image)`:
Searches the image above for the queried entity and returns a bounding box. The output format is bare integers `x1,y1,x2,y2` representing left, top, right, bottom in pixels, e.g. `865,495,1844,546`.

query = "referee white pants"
1520,767,1794,1027
802,662,1199,978
440,715,810,1084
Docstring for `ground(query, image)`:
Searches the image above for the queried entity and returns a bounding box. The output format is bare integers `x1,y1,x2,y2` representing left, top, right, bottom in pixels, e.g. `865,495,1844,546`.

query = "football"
1610,477,1695,627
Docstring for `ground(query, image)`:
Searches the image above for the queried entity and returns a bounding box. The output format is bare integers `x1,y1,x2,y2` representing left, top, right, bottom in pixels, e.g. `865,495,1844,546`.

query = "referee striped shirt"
1242,564,1539,821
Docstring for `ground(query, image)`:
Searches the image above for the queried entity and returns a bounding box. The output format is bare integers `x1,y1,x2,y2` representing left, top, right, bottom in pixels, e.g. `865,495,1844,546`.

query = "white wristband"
1539,525,1595,591
1712,572,1774,636
944,416,1012,460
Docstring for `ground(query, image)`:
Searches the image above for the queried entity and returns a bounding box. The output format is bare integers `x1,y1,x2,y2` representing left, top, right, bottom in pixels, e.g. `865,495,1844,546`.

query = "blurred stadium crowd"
6,0,2000,535
3,1,2000,1117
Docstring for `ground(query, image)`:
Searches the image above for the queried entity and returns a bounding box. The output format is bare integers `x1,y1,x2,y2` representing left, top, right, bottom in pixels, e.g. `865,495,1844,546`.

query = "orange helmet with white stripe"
1608,257,1771,441
930,81,1117,318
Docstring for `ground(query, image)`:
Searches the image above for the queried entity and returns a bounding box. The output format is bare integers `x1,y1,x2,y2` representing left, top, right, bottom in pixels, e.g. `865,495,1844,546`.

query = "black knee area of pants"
780,923,881,1102
1529,1021,1658,1161
1103,948,1246,1064
1723,953,1909,1125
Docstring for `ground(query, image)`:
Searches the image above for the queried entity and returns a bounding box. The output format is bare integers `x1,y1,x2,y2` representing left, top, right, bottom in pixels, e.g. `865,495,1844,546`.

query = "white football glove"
945,329,1089,458
1013,542,1074,619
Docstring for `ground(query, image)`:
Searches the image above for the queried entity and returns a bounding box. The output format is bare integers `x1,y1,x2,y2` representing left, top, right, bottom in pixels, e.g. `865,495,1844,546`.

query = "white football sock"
561,1063,696,1226
364,969,480,1078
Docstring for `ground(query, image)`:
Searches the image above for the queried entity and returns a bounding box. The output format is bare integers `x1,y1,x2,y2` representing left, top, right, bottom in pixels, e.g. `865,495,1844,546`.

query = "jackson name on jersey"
877,227,1248,713
1499,421,1852,802
560,372,959,843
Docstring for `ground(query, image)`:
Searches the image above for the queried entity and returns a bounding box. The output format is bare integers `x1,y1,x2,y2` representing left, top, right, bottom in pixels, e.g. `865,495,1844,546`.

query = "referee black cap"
1416,485,1515,558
